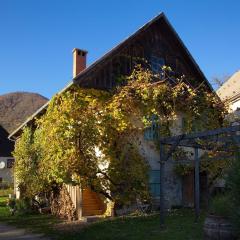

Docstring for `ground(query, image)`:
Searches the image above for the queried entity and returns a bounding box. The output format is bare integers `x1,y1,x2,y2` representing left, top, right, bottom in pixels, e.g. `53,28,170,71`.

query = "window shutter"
144,115,159,140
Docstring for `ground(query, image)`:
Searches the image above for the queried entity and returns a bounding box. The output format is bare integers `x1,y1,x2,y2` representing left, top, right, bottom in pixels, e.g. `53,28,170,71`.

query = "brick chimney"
72,48,88,78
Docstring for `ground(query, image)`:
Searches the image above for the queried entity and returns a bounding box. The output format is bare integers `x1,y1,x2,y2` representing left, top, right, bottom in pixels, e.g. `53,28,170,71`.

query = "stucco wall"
140,115,184,208
141,138,182,208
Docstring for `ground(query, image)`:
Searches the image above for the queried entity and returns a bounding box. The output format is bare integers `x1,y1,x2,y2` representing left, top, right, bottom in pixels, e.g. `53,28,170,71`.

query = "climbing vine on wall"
13,65,227,206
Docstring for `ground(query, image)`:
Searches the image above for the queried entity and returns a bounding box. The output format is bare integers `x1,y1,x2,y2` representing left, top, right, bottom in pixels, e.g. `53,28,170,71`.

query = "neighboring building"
214,71,240,192
0,126,14,185
9,13,213,217
217,70,240,117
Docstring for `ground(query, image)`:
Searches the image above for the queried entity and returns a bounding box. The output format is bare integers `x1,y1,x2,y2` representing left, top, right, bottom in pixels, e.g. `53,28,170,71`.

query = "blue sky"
0,0,239,98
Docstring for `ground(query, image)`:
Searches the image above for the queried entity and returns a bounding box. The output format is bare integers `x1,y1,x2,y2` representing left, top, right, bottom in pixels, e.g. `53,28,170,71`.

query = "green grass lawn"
0,196,205,240
64,210,205,240
0,188,14,197
0,196,60,236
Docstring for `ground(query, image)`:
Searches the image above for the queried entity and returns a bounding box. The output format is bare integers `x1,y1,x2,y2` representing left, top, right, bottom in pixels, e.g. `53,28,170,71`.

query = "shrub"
15,198,35,215
0,181,14,195
226,152,240,233
0,182,9,189
7,198,16,215
7,198,16,209
209,194,232,217
0,188,14,197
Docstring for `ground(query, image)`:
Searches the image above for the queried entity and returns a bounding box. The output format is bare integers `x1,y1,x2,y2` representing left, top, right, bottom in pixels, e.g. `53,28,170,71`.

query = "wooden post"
206,171,210,209
76,185,82,220
160,143,165,227
194,147,200,222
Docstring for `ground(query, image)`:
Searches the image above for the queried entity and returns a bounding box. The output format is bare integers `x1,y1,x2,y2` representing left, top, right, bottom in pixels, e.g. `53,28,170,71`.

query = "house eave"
8,81,75,140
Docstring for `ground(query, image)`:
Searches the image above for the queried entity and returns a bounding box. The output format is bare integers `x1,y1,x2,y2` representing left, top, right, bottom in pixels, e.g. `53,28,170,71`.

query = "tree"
13,127,48,198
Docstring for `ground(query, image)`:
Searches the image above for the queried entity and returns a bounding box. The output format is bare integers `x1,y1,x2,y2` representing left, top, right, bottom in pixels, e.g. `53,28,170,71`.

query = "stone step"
83,210,104,217
81,215,105,223
83,207,103,211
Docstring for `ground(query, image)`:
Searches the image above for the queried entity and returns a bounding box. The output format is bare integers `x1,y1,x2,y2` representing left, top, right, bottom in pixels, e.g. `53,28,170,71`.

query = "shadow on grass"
0,196,205,240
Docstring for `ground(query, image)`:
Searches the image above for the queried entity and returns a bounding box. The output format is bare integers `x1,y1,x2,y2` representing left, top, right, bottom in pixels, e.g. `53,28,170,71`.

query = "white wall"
0,157,14,184
230,99,240,112
139,114,184,207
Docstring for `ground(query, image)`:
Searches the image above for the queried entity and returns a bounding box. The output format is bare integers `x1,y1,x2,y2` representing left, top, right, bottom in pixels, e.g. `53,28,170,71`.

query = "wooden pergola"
158,124,240,226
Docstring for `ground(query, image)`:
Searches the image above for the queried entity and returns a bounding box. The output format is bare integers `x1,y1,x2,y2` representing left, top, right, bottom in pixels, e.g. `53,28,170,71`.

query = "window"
150,55,165,74
149,170,160,197
0,177,2,183
7,159,14,168
144,115,159,141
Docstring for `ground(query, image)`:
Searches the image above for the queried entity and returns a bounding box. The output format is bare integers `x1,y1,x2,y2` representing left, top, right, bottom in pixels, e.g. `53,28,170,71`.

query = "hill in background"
0,92,48,133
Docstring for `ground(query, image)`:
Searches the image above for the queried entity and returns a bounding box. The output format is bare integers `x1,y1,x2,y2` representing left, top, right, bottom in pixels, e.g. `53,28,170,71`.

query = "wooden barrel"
203,215,237,240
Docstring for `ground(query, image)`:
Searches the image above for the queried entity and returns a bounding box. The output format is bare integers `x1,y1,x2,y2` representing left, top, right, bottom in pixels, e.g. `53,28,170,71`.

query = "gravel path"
0,223,50,240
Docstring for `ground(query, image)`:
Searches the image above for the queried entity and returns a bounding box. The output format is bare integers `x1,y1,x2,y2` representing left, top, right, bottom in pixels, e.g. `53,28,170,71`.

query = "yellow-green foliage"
13,127,49,197
13,65,226,204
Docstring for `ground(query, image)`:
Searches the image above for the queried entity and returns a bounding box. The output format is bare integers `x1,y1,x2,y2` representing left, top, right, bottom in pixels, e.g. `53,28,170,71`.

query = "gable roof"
9,12,213,140
73,13,213,90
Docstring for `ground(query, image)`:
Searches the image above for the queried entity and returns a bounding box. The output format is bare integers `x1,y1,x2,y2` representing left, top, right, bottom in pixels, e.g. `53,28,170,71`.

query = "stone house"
214,71,240,191
9,13,214,218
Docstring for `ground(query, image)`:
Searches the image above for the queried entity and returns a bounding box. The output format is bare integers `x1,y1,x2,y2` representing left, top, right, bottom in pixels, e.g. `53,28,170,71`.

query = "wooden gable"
9,13,213,140
75,14,212,92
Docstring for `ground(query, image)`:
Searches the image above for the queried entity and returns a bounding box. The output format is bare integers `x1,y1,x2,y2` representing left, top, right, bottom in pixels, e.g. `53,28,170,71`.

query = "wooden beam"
159,143,165,227
194,147,200,222
164,139,239,151
160,126,240,150
172,155,235,164
160,125,240,144
76,185,82,220
165,135,185,159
